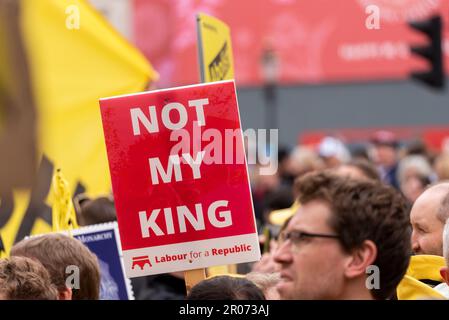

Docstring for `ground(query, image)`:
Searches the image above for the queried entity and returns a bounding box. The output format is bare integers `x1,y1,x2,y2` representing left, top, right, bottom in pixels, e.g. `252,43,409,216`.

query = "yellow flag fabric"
51,169,79,232
397,255,447,300
0,0,157,253
197,13,235,82
22,0,157,195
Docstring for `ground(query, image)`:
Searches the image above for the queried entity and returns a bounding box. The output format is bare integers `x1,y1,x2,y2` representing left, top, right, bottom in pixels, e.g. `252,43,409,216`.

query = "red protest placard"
100,80,260,277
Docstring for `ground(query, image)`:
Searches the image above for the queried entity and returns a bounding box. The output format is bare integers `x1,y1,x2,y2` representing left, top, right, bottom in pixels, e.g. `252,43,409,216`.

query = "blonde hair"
246,272,281,292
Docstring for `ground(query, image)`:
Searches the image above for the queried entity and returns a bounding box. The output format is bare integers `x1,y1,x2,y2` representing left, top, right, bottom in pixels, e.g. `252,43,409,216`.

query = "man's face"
410,191,444,256
372,144,397,167
274,200,348,299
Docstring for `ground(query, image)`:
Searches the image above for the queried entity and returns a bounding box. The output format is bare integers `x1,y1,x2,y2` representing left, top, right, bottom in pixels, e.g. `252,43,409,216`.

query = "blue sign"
73,223,134,300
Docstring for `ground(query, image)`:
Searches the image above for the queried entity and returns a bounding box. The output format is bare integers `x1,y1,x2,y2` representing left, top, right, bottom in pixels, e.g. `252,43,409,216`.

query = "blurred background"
97,0,449,147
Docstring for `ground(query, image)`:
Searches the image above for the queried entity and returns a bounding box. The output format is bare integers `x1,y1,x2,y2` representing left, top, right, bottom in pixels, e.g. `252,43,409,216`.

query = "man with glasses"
274,171,411,300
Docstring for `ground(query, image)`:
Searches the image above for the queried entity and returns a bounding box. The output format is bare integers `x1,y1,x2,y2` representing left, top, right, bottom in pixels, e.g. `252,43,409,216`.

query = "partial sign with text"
72,222,134,300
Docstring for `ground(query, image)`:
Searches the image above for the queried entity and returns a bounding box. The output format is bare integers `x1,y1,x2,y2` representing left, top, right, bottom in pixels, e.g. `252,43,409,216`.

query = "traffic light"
408,15,445,89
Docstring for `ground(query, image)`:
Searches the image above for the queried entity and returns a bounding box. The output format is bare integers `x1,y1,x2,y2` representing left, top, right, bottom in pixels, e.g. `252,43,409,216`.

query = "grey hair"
246,272,281,292
397,155,433,185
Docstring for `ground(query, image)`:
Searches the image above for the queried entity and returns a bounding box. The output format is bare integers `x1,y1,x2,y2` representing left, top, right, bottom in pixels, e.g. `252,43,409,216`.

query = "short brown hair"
295,171,411,300
0,256,58,300
11,233,100,300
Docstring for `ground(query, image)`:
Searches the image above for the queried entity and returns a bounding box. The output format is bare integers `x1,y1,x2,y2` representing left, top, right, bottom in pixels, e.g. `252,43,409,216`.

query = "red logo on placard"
132,256,152,270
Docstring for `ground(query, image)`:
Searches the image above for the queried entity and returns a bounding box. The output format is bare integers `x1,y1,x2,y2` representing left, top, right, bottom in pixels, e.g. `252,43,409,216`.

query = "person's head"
441,219,449,285
370,131,399,168
274,171,411,300
397,155,433,203
246,272,281,300
11,233,100,300
186,275,266,300
317,137,351,169
75,195,116,226
0,256,58,300
434,153,449,181
410,182,449,256
334,159,380,182
284,146,323,180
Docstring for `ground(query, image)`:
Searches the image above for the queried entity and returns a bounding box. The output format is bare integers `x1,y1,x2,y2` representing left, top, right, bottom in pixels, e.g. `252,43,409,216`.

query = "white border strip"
123,233,260,278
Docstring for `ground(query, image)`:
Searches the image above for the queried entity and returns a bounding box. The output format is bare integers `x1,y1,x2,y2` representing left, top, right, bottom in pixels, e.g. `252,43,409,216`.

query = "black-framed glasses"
278,230,340,250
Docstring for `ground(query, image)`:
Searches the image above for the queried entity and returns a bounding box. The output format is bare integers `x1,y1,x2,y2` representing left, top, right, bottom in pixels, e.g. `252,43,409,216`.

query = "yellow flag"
51,169,79,232
0,0,157,251
22,0,157,195
196,13,235,82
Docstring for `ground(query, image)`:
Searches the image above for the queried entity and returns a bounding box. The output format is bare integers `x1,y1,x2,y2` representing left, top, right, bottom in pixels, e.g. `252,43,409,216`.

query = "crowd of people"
2,130,449,300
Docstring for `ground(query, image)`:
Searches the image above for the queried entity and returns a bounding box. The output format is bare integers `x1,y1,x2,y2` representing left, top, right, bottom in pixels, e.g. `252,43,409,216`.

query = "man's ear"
344,240,377,279
440,267,449,285
58,287,72,300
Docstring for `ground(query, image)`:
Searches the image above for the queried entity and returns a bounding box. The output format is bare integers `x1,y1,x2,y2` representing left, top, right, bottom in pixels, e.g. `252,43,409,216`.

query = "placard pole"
184,268,206,294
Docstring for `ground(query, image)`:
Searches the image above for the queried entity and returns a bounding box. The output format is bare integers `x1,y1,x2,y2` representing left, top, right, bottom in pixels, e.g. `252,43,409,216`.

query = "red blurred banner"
133,0,449,87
